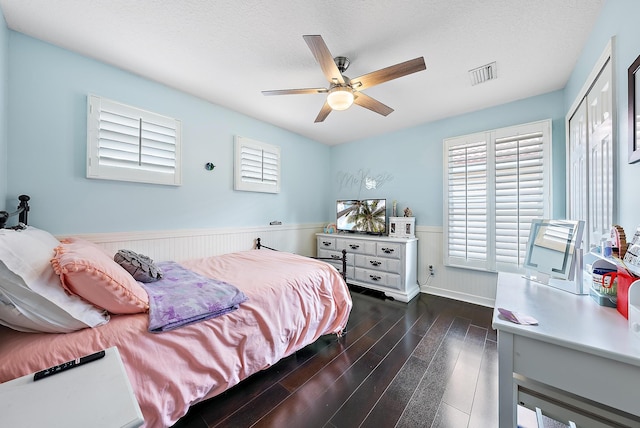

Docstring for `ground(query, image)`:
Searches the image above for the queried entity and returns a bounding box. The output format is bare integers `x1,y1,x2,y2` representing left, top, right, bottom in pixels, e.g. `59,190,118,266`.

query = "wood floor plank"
254,317,406,426
328,295,439,427
191,336,335,425
359,355,430,427
468,338,499,428
278,304,402,393
394,316,472,428
210,383,292,427
433,402,470,428
253,335,380,427
440,325,488,414
329,330,425,427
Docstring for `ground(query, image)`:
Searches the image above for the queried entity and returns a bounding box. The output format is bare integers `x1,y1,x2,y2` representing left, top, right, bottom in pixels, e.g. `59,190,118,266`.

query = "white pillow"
0,288,46,333
0,226,109,333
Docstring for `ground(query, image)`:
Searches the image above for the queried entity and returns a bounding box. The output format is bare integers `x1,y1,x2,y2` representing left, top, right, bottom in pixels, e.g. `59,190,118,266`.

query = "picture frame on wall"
628,54,640,163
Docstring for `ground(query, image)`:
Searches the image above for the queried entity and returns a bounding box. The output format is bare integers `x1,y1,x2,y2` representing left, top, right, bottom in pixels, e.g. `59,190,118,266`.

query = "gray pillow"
114,249,162,283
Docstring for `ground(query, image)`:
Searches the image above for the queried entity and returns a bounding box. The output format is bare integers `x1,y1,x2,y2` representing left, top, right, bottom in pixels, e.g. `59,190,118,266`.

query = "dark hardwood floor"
172,287,499,428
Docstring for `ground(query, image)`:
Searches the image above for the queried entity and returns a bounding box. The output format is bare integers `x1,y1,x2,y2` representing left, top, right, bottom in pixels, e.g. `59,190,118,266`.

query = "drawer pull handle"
381,247,394,254
331,255,341,260
369,274,381,281
369,260,382,266
349,244,360,249
322,241,332,246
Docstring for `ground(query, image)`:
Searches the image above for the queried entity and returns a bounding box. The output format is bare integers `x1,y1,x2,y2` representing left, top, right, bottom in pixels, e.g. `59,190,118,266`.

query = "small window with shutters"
86,95,182,186
443,119,551,273
234,136,280,194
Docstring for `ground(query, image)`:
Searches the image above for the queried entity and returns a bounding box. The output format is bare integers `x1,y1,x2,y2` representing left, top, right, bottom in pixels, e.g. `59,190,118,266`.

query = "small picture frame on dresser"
389,217,415,238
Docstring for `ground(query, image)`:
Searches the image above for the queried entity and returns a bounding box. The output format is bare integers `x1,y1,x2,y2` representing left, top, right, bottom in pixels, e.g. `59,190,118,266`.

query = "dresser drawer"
355,268,401,290
376,242,401,259
317,237,336,250
327,263,354,279
318,249,354,265
336,238,375,255
318,249,354,279
354,254,401,272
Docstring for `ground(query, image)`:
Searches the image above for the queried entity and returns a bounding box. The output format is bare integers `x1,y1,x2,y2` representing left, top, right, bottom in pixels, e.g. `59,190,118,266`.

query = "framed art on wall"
628,54,640,163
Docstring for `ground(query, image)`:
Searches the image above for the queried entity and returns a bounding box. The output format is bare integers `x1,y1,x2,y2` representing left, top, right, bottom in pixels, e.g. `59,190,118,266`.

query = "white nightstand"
0,347,144,428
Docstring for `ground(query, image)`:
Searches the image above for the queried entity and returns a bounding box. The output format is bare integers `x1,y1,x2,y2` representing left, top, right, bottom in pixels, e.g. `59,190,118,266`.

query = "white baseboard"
420,285,495,308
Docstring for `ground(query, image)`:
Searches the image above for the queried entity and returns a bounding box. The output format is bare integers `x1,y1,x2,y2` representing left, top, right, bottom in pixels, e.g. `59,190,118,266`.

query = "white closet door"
568,99,588,230
587,58,614,247
567,50,614,250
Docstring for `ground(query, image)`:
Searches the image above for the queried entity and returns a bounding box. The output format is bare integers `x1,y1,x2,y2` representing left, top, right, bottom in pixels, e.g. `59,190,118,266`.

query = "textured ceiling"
0,0,604,145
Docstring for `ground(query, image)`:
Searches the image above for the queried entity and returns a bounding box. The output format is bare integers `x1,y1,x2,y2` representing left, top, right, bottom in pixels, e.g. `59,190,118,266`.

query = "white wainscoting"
60,223,326,263
61,223,497,307
415,225,497,308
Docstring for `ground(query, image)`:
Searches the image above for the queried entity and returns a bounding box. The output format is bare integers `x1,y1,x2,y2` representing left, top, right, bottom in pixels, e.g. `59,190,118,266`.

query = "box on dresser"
317,233,418,302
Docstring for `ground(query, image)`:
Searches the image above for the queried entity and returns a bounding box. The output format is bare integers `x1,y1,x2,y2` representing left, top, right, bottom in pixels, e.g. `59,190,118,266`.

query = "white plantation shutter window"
444,120,551,273
494,124,549,272
86,95,182,186
445,134,490,271
234,136,281,193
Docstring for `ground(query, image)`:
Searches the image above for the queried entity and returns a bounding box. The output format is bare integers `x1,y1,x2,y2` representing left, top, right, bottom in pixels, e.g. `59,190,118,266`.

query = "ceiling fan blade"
314,101,332,123
303,35,345,85
262,88,327,96
353,93,394,116
350,57,426,91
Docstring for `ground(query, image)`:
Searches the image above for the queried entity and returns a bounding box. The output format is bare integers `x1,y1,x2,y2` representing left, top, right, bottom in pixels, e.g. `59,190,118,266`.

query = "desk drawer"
517,381,640,427
512,335,640,417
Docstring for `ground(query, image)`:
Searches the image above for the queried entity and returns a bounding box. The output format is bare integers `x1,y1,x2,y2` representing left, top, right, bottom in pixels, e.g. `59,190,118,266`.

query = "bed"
0,196,352,427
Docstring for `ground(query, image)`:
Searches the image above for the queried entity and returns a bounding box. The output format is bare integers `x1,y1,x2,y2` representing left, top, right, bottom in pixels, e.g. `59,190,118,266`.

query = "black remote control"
33,350,106,381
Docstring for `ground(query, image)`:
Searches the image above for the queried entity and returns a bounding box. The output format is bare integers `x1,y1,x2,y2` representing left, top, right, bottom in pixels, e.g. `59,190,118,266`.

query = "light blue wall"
564,0,640,235
329,91,566,225
0,9,8,207
6,33,331,234
6,1,639,235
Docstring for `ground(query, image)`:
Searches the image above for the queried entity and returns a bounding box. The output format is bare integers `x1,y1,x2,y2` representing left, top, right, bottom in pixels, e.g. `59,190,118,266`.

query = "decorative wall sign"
336,169,393,194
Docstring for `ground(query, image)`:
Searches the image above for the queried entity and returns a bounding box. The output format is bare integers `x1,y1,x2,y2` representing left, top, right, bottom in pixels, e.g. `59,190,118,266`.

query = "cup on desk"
592,267,617,295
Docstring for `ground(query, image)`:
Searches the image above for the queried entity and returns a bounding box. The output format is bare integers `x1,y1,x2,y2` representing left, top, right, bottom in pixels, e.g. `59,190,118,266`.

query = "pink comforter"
0,250,352,427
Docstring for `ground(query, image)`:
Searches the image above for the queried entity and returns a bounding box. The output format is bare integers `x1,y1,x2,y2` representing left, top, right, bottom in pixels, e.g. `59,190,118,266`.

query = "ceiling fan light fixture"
327,86,354,111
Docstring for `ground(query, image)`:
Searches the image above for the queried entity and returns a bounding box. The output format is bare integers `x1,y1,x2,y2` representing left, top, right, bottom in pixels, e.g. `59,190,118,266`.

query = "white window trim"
234,136,281,194
443,119,552,273
87,95,182,186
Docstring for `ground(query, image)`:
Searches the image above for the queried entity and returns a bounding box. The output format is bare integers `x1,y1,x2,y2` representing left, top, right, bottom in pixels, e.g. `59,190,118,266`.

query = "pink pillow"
51,238,149,314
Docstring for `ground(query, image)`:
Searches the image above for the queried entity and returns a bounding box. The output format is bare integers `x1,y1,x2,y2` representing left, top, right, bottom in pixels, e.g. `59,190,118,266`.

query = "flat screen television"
336,199,386,234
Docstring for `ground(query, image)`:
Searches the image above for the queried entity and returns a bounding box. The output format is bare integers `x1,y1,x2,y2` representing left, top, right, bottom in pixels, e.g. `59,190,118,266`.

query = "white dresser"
316,233,419,302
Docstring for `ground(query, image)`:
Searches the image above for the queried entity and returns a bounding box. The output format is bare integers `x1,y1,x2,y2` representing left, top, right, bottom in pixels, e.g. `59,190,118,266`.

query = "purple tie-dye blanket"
140,261,248,333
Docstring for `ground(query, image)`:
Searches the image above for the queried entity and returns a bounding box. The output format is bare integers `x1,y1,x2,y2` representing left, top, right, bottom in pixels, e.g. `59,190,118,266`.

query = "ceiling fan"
262,35,426,123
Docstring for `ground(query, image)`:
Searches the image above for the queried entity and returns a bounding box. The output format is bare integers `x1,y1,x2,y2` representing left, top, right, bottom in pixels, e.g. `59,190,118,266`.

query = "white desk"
0,347,144,428
493,273,640,427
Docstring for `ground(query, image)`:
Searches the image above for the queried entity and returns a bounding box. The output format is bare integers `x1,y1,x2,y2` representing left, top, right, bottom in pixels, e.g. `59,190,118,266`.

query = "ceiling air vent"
469,62,497,86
